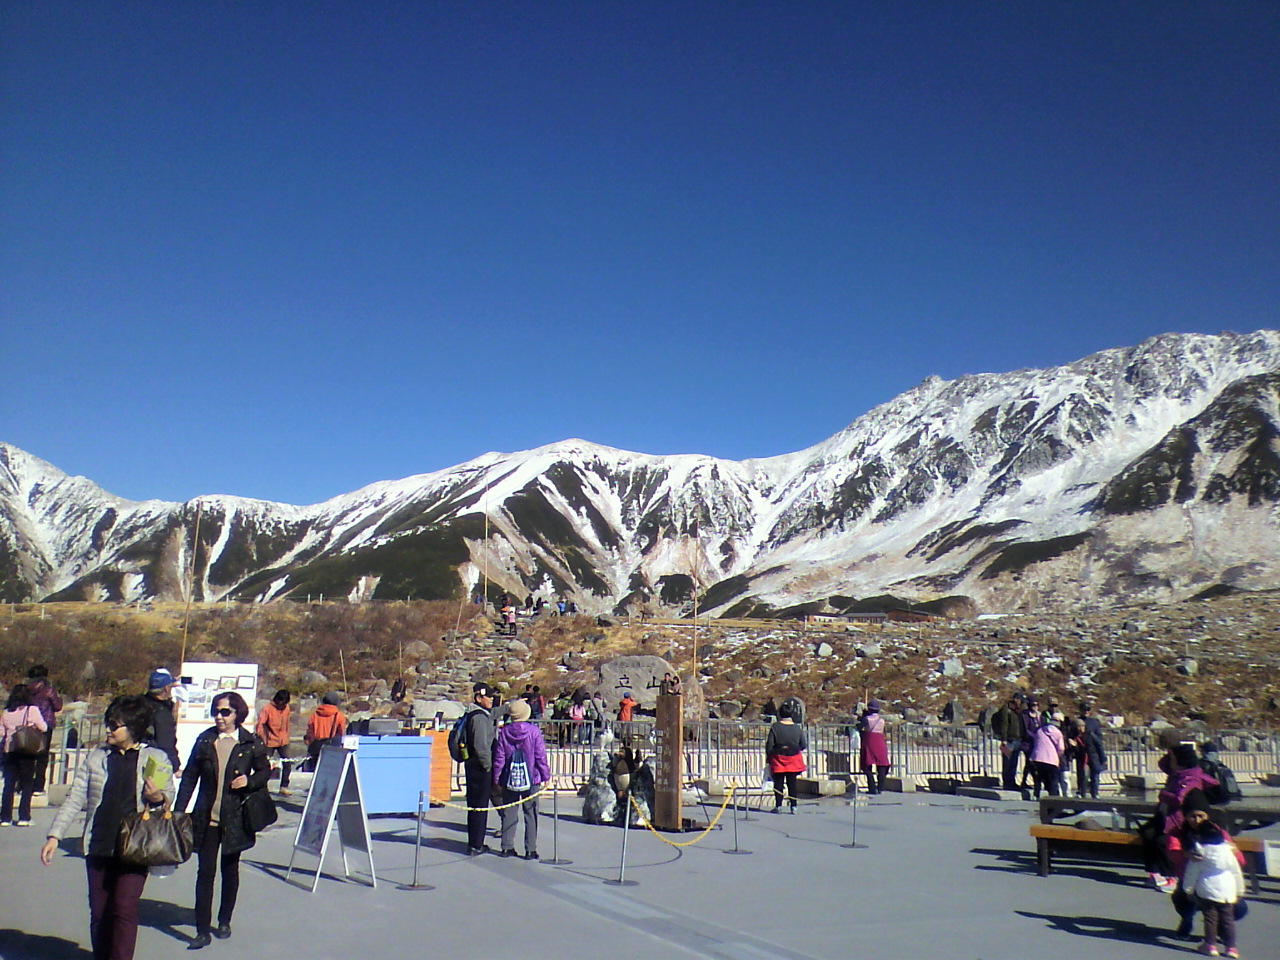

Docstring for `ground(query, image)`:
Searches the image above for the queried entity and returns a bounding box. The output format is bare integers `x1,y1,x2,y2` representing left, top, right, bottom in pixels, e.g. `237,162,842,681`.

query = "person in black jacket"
991,693,1027,791
176,691,270,950
143,668,181,774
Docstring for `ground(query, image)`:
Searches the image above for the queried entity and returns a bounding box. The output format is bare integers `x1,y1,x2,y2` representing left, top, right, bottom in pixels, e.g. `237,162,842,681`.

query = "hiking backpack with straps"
448,712,473,763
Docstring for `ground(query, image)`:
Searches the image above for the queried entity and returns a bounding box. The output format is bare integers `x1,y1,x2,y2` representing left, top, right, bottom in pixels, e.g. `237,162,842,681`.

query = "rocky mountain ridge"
3,329,1279,614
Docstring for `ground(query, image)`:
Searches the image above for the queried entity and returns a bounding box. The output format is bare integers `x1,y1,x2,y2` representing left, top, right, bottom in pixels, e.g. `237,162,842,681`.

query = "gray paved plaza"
2,788,1277,960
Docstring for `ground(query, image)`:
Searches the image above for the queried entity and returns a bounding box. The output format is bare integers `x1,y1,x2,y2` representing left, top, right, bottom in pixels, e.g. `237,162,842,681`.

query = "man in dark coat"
461,682,496,855
991,693,1027,791
143,668,182,773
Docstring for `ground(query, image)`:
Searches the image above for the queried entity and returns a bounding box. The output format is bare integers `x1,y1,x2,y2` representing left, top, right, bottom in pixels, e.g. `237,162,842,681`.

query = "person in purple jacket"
492,699,550,860
26,665,63,795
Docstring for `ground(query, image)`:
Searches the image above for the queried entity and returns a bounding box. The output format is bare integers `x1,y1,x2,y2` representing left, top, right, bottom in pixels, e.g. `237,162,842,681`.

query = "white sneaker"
15,820,32,827
0,821,12,827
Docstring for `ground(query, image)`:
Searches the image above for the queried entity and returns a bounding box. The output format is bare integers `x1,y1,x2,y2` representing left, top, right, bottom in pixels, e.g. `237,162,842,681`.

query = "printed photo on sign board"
237,675,255,689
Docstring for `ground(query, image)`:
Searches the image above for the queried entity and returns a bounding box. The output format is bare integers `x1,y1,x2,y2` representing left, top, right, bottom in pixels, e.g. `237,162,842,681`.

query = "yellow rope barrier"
626,786,736,848
428,783,550,812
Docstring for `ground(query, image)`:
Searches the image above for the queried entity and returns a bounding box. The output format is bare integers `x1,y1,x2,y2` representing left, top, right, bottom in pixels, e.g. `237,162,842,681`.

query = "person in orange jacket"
256,689,294,796
304,692,346,771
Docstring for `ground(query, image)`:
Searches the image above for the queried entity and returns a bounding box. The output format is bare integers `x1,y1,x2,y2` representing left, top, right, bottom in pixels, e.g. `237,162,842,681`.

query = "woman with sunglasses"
176,691,270,950
41,695,173,960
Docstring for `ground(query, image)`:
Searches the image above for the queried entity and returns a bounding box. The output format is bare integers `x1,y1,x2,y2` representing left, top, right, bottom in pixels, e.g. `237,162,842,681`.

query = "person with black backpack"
491,699,549,859
1199,742,1244,804
455,683,496,856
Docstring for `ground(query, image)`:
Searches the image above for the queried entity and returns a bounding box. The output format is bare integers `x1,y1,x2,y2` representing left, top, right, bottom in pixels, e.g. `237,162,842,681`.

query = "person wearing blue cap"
143,668,181,773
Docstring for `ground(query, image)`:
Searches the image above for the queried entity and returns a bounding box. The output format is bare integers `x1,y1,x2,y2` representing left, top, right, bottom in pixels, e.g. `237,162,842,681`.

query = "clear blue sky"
3,3,1277,505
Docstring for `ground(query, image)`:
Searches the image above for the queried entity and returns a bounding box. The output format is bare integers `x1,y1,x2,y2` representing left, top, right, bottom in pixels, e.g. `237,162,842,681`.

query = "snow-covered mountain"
4,330,1279,614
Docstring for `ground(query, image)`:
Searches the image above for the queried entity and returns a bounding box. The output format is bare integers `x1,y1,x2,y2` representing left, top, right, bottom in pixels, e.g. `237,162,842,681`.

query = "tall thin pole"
482,478,489,609
180,499,203,667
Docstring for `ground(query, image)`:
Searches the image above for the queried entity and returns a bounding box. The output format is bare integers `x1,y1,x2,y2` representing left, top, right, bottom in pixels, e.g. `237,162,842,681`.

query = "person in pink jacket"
1029,717,1065,798
2,684,49,826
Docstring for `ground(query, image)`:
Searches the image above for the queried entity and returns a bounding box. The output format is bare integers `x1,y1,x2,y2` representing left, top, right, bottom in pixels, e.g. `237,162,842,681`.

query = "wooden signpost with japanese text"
652,689,683,830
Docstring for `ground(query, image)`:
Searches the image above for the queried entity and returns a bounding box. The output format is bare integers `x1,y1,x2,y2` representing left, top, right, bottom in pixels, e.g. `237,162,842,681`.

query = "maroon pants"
85,856,148,960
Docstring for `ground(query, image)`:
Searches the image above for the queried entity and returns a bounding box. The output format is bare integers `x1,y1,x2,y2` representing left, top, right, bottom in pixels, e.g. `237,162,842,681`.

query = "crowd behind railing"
46,713,1280,796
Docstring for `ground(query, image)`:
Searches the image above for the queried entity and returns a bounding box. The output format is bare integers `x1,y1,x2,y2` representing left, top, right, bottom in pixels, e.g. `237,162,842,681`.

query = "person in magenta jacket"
1029,717,1065,798
857,699,891,795
26,664,63,794
492,699,550,859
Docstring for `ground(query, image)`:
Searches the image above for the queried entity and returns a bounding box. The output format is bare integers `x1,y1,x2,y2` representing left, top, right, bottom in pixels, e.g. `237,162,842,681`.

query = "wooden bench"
1039,796,1280,834
1030,824,1267,893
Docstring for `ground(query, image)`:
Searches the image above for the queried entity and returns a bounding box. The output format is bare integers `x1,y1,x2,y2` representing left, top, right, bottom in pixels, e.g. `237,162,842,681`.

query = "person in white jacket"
1180,820,1246,958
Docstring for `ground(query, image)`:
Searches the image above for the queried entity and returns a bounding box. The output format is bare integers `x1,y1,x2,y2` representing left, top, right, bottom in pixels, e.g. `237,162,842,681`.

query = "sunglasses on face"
213,707,236,718
106,721,124,732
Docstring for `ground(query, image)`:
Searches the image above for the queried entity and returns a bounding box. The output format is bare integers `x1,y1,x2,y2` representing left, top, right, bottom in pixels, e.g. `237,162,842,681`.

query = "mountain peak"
3,330,1278,611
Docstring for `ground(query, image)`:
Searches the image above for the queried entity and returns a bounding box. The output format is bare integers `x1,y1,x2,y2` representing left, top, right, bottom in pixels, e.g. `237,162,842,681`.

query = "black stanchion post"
841,780,868,850
722,788,752,856
542,780,571,866
397,791,436,890
604,790,639,887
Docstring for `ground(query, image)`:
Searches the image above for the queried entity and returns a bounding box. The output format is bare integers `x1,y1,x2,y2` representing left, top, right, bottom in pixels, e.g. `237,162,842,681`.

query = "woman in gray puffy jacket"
41,695,174,960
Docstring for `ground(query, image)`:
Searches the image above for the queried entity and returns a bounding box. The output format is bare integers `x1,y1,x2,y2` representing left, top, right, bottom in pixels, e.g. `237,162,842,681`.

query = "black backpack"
1200,758,1242,803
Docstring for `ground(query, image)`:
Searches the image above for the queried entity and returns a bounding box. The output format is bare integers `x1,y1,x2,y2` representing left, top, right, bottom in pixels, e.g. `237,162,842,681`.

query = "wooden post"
653,690,683,830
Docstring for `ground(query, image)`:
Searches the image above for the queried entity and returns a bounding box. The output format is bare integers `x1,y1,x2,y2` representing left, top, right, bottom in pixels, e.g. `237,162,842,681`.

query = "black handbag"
242,788,278,834
117,799,194,867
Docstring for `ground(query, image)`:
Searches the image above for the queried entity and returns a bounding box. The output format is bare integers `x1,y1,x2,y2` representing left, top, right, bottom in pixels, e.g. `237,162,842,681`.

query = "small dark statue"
582,730,655,825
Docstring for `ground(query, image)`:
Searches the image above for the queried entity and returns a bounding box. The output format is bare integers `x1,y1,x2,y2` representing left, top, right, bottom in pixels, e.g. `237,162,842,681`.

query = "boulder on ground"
412,699,465,722
402,640,431,658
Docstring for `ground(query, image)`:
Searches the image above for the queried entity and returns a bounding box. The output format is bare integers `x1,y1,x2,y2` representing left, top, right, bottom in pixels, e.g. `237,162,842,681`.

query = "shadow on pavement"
1015,910,1173,945
971,846,1149,889
138,898,194,945
0,929,93,960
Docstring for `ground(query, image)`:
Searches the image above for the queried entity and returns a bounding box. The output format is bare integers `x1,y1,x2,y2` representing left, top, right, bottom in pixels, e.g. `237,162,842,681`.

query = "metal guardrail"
53,714,1280,795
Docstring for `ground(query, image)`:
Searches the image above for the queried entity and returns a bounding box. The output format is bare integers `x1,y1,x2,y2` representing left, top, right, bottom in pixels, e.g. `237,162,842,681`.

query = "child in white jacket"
1181,820,1246,957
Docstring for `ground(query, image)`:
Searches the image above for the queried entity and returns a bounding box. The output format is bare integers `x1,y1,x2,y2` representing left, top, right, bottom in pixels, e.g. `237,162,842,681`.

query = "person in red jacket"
256,689,294,796
617,692,636,723
765,700,808,813
303,693,346,771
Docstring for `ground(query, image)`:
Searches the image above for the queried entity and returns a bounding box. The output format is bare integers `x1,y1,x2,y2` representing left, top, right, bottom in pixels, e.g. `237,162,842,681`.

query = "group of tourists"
475,592,579,624
1139,739,1249,956
761,696,892,809
991,692,1108,798
32,666,276,959
9,664,359,959
1,665,62,827
453,681,551,860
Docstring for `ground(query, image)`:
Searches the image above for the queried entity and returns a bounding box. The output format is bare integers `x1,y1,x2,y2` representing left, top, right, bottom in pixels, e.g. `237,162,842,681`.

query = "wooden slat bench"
1029,823,1267,893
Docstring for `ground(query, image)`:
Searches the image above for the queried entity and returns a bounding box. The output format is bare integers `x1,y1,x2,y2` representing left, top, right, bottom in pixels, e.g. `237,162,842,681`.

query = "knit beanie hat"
1181,788,1211,816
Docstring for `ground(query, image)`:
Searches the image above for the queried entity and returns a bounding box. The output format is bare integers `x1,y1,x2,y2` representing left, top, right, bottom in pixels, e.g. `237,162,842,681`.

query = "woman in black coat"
176,691,270,950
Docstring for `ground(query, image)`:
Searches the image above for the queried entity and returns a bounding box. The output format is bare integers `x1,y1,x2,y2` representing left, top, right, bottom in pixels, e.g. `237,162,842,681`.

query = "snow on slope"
3,330,1278,610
